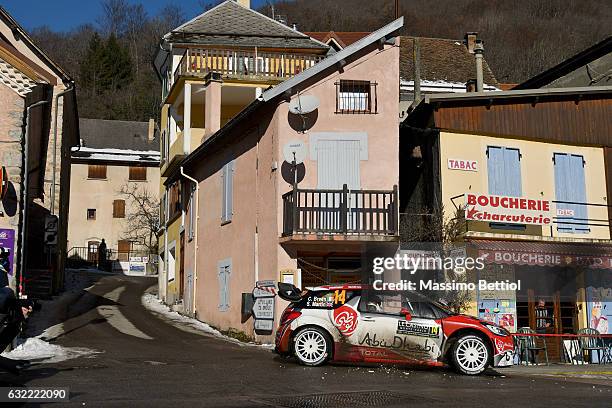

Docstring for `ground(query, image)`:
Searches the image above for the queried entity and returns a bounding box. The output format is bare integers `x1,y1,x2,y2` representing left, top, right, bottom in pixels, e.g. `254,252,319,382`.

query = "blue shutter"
218,260,231,311
554,153,588,233
221,161,234,223
488,146,521,196
221,164,227,222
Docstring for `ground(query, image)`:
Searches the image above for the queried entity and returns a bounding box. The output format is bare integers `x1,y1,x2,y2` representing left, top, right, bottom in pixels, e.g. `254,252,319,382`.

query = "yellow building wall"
439,131,610,240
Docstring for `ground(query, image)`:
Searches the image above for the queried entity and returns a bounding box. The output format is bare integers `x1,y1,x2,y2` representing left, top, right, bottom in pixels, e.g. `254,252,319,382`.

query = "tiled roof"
166,1,328,51
400,36,498,87
304,31,371,48
78,118,159,152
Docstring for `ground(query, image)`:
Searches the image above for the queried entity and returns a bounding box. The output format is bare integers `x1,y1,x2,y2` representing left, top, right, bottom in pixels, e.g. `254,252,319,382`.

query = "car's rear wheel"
293,327,331,366
451,334,490,375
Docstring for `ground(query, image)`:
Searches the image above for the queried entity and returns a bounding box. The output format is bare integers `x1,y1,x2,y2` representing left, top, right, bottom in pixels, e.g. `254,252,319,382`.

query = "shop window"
336,80,377,114
221,161,234,224
129,166,147,181
554,153,589,233
87,209,96,220
113,200,126,218
218,259,231,311
88,164,107,179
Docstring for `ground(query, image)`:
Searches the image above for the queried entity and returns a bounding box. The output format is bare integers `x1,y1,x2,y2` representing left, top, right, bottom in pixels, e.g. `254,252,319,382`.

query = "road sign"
44,214,58,246
253,280,276,298
254,319,274,333
253,297,274,320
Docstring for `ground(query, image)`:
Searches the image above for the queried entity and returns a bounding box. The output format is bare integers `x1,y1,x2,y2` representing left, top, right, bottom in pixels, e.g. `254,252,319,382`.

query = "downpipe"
180,166,199,316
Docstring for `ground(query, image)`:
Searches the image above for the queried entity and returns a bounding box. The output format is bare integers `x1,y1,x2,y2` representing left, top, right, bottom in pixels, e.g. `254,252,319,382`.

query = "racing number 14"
333,290,346,305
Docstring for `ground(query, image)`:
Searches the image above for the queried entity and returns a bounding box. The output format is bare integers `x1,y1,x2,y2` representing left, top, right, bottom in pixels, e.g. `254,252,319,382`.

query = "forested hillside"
31,0,611,122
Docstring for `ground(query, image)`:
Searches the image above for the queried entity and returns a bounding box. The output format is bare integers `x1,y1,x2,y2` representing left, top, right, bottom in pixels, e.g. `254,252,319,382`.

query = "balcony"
161,130,204,177
281,185,399,253
166,47,325,98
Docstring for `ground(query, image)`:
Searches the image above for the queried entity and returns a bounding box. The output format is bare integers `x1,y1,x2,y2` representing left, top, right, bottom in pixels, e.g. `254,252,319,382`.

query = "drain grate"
262,391,417,408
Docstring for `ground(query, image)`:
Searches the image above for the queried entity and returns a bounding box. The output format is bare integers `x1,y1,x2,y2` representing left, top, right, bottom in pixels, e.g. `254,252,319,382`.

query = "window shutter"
221,161,234,223
221,164,227,221
218,262,231,311
88,164,107,179
113,200,126,218
487,146,521,196
554,153,588,233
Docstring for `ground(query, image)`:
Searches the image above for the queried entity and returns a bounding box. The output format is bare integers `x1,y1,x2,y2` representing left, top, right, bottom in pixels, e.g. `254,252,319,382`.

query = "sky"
1,0,269,32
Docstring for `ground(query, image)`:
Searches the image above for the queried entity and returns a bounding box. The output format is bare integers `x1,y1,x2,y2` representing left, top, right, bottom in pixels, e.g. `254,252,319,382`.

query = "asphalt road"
1,273,610,407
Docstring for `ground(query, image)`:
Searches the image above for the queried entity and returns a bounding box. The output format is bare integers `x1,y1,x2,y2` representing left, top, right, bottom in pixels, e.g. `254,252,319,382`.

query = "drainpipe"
180,166,199,315
50,85,74,215
18,100,49,297
474,40,484,93
413,37,422,105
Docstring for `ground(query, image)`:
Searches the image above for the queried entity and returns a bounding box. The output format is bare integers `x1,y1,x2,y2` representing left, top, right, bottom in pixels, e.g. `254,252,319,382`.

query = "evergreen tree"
100,34,133,92
79,33,105,95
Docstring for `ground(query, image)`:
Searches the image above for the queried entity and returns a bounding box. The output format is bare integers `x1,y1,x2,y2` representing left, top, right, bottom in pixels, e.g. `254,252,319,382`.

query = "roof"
304,31,371,49
178,17,404,175
78,118,159,152
515,36,612,90
165,1,328,51
0,6,72,83
399,36,498,87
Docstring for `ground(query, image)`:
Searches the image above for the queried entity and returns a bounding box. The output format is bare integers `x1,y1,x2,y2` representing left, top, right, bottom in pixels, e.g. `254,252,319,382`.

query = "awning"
468,239,612,269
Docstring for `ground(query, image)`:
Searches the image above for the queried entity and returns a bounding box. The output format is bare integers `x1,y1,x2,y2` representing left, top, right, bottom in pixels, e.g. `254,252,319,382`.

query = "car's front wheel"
451,334,490,375
293,327,331,366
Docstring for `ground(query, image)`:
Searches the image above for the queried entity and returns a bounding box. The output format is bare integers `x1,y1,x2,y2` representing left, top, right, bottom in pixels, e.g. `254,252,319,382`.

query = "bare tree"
98,0,129,37
118,183,159,256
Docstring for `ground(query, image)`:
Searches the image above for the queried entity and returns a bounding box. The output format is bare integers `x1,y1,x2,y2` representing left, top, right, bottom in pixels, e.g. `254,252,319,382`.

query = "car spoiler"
277,282,305,302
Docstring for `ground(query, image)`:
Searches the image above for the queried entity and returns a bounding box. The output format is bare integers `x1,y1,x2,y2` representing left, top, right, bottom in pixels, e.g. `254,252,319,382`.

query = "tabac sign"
465,193,553,226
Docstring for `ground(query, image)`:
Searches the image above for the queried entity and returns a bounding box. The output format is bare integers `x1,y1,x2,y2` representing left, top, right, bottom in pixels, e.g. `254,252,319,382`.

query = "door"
352,292,442,363
87,241,99,263
179,232,185,300
317,140,361,231
118,240,131,262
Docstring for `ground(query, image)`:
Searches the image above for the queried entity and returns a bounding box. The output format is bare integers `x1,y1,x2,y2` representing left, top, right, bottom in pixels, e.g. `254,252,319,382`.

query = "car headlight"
482,323,510,337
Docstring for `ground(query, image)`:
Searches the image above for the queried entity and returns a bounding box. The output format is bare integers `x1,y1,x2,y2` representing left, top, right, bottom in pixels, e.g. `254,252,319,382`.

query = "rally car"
274,284,514,375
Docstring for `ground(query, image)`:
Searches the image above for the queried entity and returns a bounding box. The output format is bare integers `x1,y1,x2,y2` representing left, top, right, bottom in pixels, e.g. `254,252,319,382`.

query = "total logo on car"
274,283,515,375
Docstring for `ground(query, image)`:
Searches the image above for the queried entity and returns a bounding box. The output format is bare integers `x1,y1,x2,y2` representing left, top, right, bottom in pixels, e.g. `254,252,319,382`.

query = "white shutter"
317,140,360,189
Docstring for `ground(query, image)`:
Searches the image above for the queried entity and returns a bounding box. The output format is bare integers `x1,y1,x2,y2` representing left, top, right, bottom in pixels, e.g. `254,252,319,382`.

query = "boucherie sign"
465,193,553,226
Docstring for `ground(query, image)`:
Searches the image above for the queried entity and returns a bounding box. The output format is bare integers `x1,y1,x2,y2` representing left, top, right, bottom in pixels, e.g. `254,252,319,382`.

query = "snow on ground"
2,337,99,364
142,292,274,350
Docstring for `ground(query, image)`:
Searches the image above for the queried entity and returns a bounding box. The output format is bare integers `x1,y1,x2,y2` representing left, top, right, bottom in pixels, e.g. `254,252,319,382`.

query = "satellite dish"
283,140,307,164
288,95,320,115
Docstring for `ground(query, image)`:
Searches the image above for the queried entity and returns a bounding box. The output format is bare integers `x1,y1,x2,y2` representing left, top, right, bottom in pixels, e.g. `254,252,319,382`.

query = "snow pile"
2,337,99,364
142,293,274,349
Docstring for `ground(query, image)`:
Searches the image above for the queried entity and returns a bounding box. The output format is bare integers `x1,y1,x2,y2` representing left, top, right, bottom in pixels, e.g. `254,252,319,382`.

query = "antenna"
288,95,320,115
283,140,307,188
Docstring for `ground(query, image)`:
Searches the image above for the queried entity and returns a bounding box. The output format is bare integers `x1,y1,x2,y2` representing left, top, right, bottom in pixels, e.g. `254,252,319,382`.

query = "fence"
66,246,153,269
513,332,612,364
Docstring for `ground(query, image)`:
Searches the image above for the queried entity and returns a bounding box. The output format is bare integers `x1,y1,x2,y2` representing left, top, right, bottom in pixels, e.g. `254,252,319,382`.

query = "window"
113,199,126,218
87,209,96,220
168,181,182,221
129,166,147,181
336,80,377,114
88,164,107,179
487,146,522,196
218,259,231,311
188,186,196,241
221,161,234,224
554,153,588,233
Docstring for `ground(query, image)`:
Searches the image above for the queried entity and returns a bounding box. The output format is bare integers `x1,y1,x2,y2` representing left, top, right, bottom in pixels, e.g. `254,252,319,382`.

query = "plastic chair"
517,327,549,366
577,328,606,364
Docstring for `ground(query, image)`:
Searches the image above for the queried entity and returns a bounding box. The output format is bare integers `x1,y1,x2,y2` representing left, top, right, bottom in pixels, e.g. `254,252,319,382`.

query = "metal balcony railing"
282,184,399,236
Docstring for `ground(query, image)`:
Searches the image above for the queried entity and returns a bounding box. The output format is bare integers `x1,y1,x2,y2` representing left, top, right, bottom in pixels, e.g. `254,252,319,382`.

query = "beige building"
68,119,160,272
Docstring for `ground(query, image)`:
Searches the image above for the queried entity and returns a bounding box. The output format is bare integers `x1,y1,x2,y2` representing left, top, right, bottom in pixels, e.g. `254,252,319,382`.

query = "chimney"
236,0,250,8
148,118,155,141
464,32,478,54
465,79,477,93
474,40,484,92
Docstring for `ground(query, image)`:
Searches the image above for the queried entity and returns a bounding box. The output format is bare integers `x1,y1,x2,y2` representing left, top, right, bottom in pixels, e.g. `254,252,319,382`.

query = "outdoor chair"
517,327,549,366
577,328,607,364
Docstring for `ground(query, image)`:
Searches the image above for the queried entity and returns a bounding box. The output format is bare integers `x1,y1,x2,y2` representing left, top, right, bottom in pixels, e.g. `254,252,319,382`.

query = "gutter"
180,166,199,315
50,85,74,215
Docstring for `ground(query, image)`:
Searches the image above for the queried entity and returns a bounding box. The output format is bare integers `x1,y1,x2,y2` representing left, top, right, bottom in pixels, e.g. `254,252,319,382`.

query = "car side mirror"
400,307,412,321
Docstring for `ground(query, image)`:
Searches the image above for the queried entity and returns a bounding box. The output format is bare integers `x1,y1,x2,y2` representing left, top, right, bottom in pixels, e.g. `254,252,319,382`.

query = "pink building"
171,18,404,339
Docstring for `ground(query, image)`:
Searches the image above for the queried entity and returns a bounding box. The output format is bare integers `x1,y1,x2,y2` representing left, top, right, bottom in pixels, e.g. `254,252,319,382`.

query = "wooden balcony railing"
282,185,399,236
173,47,324,85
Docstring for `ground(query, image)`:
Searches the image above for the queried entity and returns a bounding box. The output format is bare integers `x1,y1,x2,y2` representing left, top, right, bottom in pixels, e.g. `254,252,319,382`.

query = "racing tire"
450,334,490,375
293,327,332,367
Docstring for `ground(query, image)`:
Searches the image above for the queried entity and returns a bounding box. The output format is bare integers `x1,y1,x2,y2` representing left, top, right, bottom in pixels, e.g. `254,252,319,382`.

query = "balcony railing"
282,185,399,236
173,47,324,85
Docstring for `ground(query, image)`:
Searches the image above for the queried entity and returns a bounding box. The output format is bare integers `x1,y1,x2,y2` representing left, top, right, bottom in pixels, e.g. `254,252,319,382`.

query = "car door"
397,297,444,363
349,292,416,363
